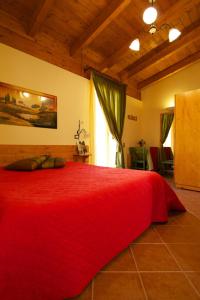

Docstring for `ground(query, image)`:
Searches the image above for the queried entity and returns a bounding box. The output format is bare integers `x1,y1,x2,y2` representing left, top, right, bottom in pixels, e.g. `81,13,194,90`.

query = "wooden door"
175,89,200,191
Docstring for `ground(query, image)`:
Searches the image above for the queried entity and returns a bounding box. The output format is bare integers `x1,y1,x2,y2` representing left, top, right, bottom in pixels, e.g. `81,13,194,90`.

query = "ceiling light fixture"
149,24,157,35
143,0,157,25
129,0,181,51
129,38,140,51
168,28,181,42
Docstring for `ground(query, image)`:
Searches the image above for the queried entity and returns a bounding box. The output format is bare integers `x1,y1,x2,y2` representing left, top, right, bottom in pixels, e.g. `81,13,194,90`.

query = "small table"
73,153,90,163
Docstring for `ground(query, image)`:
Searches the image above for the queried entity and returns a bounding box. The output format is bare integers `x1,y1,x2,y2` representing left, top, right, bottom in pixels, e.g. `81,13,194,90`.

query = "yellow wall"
123,96,143,167
1,43,199,166
0,43,90,145
141,60,200,146
0,43,141,168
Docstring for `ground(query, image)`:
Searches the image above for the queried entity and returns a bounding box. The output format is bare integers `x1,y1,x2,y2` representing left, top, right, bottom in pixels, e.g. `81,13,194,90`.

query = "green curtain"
92,71,126,168
160,113,174,145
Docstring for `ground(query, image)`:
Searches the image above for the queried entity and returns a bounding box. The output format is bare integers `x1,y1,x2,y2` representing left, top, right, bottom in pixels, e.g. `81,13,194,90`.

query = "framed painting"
0,82,57,129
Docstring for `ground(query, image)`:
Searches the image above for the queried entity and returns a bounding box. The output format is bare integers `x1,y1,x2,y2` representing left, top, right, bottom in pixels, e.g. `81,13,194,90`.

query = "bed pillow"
5,155,48,171
40,157,66,169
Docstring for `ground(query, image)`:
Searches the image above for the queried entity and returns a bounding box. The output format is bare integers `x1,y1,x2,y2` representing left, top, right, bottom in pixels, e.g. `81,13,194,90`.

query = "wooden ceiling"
0,0,200,99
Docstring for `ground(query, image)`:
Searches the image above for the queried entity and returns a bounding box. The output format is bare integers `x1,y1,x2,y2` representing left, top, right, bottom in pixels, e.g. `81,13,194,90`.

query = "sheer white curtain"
163,120,174,152
94,91,117,167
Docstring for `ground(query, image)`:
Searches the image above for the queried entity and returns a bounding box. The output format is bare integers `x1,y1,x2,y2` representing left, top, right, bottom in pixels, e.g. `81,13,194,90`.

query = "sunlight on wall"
141,60,200,147
94,93,117,167
164,98,175,108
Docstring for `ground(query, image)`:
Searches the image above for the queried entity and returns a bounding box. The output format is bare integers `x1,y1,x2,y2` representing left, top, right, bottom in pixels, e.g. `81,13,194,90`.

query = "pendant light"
168,28,181,42
129,38,140,51
129,0,181,52
143,0,157,25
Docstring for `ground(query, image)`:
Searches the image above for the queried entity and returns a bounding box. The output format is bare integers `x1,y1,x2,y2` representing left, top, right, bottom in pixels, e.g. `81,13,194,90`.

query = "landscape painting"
0,82,57,129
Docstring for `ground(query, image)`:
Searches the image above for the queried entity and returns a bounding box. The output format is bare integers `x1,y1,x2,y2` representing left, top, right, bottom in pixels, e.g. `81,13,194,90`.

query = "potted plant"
138,139,146,147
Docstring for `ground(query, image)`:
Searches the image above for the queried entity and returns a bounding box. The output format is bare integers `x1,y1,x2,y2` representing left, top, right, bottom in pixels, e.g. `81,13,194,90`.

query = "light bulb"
129,38,140,51
169,28,181,42
143,6,157,24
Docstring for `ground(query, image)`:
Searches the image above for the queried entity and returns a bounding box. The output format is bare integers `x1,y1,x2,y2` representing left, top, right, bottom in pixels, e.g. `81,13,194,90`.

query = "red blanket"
0,162,185,299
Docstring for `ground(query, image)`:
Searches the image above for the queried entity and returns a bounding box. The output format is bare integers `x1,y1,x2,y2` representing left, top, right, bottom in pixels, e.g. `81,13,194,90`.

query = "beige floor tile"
68,283,92,300
93,273,146,300
171,212,200,226
159,211,188,226
155,225,200,243
168,244,200,271
133,227,162,244
187,272,200,294
190,210,200,220
131,244,179,271
102,248,136,271
70,180,200,300
141,272,199,300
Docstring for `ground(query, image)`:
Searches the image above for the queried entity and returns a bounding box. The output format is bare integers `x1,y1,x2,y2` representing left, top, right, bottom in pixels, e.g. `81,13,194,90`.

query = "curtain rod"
84,65,127,87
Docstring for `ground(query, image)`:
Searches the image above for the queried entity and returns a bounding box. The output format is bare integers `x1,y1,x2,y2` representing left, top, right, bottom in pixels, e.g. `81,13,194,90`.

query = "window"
163,120,174,151
94,92,117,167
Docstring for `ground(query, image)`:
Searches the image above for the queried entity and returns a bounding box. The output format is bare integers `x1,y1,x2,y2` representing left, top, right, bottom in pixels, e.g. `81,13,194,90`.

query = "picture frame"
0,82,57,129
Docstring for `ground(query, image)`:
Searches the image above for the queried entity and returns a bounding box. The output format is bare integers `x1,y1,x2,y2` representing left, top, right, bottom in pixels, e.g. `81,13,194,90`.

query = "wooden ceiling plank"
100,34,143,72
120,19,200,80
138,50,200,89
70,0,131,56
28,0,54,36
0,9,35,40
0,25,83,76
99,0,200,72
157,0,200,26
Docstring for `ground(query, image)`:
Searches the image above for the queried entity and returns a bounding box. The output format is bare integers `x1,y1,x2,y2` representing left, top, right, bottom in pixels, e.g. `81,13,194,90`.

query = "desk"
73,153,90,163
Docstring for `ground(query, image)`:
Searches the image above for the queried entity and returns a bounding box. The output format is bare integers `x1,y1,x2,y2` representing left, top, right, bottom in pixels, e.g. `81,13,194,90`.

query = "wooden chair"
129,147,148,170
159,147,174,175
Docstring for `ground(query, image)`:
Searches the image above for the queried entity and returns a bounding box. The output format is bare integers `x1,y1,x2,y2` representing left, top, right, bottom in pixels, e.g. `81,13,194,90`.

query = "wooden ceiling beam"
138,50,200,89
28,0,54,36
70,0,131,56
99,31,145,73
0,9,34,40
99,0,200,72
120,19,200,80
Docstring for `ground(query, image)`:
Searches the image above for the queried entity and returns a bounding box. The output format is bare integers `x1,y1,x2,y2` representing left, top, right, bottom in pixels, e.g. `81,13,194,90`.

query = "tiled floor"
71,178,200,300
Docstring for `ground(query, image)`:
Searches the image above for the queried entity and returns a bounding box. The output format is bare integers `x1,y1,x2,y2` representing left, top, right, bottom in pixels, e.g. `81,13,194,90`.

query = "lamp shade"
168,28,181,42
143,6,157,24
129,38,140,51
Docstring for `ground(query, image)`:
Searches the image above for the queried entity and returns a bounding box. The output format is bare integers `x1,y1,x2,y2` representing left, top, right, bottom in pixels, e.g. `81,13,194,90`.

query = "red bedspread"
0,162,185,300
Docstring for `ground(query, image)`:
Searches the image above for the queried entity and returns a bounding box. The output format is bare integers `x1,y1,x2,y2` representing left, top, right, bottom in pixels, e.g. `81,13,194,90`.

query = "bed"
0,159,185,300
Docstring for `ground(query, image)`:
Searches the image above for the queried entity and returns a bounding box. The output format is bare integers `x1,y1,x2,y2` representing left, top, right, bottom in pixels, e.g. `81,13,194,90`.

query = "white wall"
0,43,90,145
141,60,200,146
